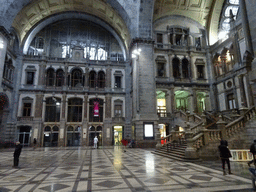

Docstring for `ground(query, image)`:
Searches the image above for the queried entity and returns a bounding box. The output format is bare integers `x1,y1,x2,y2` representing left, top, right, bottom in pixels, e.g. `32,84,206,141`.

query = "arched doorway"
18,126,32,146
175,90,190,112
43,126,59,147
88,125,103,147
197,92,207,114
67,126,81,146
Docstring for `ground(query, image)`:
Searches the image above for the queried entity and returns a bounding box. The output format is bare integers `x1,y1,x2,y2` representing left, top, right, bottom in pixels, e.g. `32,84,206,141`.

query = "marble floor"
0,146,255,192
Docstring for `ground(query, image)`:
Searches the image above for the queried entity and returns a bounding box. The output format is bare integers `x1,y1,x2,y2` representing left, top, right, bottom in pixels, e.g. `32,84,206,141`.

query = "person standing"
248,140,256,167
94,136,98,149
13,141,22,168
218,140,232,175
33,138,37,150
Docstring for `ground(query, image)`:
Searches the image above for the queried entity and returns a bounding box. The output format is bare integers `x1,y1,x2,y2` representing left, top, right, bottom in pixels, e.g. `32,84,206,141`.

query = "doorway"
43,126,59,147
18,126,31,146
113,126,123,145
88,125,103,146
67,126,81,146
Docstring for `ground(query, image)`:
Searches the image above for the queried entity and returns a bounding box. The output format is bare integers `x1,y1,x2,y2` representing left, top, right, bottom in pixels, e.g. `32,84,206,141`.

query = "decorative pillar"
192,87,197,113
59,94,67,147
206,47,216,111
106,67,112,90
85,67,89,88
239,0,254,56
169,55,174,81
81,94,88,146
238,75,247,108
34,94,44,147
170,85,175,113
173,34,176,45
131,38,158,146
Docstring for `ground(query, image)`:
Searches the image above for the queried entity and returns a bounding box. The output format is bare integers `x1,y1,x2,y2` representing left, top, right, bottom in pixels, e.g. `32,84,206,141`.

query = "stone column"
104,94,112,145
165,90,171,115
34,94,44,147
106,67,112,91
131,39,158,146
238,75,247,108
170,85,175,113
192,87,197,113
239,0,254,56
173,34,176,45
206,48,216,111
81,94,88,146
244,75,254,107
169,55,174,81
59,94,67,147
190,56,196,82
85,67,89,88
38,62,46,86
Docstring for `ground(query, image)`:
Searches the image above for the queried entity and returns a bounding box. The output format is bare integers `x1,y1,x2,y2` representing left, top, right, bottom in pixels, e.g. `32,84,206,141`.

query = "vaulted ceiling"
1,0,226,48
11,0,131,48
153,0,225,45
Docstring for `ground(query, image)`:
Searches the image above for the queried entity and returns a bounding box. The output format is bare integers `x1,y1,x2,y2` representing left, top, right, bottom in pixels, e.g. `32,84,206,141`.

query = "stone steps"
152,143,188,161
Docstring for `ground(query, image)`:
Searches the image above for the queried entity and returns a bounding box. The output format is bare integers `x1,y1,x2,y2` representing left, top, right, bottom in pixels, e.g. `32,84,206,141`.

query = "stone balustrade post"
216,115,228,140
155,127,162,148
203,130,209,145
201,113,207,127
184,131,199,159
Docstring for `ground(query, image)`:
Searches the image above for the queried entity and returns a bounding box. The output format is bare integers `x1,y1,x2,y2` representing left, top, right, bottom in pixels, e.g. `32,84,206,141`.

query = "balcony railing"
17,117,34,121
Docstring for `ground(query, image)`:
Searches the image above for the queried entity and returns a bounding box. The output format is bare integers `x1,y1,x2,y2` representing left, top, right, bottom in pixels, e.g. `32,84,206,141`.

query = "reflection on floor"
0,146,254,192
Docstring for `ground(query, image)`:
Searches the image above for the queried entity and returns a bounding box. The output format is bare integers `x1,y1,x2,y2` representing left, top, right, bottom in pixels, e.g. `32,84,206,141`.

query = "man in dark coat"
218,140,232,175
13,141,22,168
248,140,256,167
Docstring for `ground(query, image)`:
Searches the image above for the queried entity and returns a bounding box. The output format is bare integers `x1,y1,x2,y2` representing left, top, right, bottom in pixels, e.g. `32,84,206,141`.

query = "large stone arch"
0,0,134,51
21,12,128,60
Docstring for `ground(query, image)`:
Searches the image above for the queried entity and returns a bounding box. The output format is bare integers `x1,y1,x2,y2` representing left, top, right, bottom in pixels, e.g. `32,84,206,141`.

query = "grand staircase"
152,106,256,160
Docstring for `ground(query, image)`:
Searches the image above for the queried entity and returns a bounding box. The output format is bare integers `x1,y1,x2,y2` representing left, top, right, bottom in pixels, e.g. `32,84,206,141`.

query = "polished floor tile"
0,147,254,192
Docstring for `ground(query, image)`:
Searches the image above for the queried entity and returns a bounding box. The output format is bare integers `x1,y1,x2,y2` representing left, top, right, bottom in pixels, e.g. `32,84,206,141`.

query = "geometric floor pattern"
0,146,254,192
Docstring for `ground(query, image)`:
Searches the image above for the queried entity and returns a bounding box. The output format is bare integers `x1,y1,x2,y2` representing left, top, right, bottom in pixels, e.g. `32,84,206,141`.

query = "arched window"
213,54,221,77
68,98,83,122
173,57,180,78
45,126,51,132
45,97,61,122
56,69,64,87
98,71,105,88
218,0,239,40
182,58,189,78
38,38,44,49
89,71,97,88
71,69,82,87
46,68,55,86
67,126,73,132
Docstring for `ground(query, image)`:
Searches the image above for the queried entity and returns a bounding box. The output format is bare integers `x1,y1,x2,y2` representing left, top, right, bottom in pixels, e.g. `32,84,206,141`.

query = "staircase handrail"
159,131,185,146
190,122,203,135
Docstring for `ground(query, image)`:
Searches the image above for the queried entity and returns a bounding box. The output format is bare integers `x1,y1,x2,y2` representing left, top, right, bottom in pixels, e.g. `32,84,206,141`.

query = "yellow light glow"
226,50,231,62
157,99,166,107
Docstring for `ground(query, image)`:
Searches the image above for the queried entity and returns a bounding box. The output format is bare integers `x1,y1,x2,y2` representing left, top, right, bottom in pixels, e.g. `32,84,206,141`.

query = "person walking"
218,140,232,175
248,140,256,167
94,136,98,149
13,141,22,168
